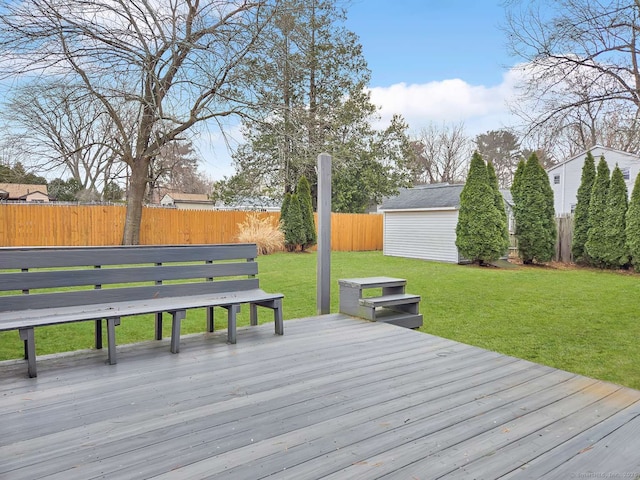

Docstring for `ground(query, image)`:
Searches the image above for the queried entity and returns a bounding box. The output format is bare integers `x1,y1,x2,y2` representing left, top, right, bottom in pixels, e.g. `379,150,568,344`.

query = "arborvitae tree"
600,165,629,268
585,157,611,267
280,193,293,251
280,190,291,221
284,193,305,252
572,152,596,264
513,153,556,264
486,161,510,254
511,159,526,205
296,176,317,251
537,152,558,254
626,173,640,270
455,152,506,264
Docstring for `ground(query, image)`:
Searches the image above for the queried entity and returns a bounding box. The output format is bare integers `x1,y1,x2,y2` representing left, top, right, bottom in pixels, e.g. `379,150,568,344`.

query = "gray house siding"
383,209,460,263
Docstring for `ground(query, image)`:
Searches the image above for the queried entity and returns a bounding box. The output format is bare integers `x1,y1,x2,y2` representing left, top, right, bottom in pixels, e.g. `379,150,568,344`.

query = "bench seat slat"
0,262,258,292
0,289,283,331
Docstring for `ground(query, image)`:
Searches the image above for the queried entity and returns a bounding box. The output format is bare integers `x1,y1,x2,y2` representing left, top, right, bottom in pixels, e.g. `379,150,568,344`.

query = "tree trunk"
122,159,150,245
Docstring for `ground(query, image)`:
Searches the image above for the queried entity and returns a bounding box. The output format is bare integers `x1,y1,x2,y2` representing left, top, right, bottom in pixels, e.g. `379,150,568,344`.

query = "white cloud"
368,67,523,136
194,120,244,181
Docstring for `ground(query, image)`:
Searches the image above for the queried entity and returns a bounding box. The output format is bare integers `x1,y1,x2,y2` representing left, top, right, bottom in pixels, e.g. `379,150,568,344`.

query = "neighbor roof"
547,145,640,173
381,183,513,211
0,183,49,199
165,193,211,203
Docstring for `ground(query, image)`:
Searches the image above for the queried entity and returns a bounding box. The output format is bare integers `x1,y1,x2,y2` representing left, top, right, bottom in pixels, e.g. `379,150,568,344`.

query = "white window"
621,167,630,180
570,203,577,213
553,174,560,185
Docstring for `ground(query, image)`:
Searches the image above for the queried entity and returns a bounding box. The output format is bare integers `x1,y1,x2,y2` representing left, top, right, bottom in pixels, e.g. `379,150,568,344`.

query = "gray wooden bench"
338,277,423,329
0,244,284,377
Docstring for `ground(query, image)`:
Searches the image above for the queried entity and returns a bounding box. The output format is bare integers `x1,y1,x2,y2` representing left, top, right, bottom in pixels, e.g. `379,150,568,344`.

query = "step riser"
358,303,420,320
382,314,423,329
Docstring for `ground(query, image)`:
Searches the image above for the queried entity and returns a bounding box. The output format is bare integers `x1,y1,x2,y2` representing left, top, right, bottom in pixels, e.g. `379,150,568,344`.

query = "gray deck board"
1,314,639,479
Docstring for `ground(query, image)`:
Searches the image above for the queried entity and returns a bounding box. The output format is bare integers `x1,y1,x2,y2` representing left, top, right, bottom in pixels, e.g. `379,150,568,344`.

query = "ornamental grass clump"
236,213,284,255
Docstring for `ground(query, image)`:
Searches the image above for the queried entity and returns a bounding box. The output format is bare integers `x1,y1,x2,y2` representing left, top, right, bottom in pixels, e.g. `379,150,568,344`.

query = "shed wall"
383,210,459,263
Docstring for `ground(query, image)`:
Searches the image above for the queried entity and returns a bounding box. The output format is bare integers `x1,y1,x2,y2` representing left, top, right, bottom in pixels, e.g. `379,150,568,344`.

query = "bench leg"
251,300,284,335
19,328,36,378
250,304,258,326
207,306,214,332
106,317,120,365
227,305,240,344
155,312,163,340
170,310,186,354
95,319,103,349
274,298,284,336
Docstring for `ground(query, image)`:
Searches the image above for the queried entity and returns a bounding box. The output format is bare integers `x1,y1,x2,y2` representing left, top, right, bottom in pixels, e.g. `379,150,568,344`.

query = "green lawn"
2,251,639,390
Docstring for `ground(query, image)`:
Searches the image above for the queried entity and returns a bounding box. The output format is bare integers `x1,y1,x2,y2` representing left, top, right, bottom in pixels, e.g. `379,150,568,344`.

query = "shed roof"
381,183,513,211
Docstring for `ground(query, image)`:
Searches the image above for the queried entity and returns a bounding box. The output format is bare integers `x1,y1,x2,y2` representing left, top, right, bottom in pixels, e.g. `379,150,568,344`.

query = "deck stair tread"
360,293,420,308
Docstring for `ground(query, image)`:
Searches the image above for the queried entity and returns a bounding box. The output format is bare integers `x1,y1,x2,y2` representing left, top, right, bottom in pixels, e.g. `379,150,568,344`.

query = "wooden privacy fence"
0,204,383,251
555,215,574,263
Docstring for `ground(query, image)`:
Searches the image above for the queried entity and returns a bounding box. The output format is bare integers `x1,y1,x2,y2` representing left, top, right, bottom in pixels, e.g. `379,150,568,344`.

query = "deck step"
338,277,406,289
359,294,420,308
374,310,423,329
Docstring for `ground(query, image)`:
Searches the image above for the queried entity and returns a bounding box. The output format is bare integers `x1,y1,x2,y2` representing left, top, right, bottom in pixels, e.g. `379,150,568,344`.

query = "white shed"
381,184,513,263
547,145,640,215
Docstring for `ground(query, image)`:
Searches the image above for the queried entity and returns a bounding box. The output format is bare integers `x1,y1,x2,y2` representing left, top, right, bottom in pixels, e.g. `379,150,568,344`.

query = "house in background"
0,183,50,202
213,196,281,212
547,145,640,215
380,183,514,264
160,192,216,210
160,192,280,212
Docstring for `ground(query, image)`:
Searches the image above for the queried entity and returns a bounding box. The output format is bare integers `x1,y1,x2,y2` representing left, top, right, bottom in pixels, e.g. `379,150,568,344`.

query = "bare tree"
0,0,273,244
2,82,120,196
410,122,471,185
504,0,640,156
148,140,213,202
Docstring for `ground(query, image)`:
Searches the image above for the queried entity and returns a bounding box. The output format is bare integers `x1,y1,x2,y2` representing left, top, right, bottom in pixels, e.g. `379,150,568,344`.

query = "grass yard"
1,251,639,390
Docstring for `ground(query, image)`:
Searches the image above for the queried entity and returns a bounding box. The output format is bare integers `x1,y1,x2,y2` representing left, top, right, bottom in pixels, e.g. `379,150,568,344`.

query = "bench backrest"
0,244,260,311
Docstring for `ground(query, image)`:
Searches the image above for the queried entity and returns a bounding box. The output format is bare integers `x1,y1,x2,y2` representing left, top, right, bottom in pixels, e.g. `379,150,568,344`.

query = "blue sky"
345,0,512,87
204,1,522,179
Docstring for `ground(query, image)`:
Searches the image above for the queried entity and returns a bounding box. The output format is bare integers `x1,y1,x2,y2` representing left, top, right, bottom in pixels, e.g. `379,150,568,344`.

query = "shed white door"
383,210,459,263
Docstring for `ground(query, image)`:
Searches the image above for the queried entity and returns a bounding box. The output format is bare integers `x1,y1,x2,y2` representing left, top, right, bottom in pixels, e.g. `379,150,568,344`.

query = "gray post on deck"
317,153,332,314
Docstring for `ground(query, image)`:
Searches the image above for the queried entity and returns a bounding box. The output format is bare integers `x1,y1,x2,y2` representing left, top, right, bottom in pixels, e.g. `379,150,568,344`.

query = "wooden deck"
1,313,639,479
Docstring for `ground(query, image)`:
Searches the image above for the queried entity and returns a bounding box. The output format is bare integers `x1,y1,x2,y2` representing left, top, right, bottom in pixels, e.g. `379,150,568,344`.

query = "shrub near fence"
511,215,574,263
0,204,383,251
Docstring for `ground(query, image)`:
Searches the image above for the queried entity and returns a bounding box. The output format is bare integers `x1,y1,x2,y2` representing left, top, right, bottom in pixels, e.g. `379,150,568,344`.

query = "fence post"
317,153,331,315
